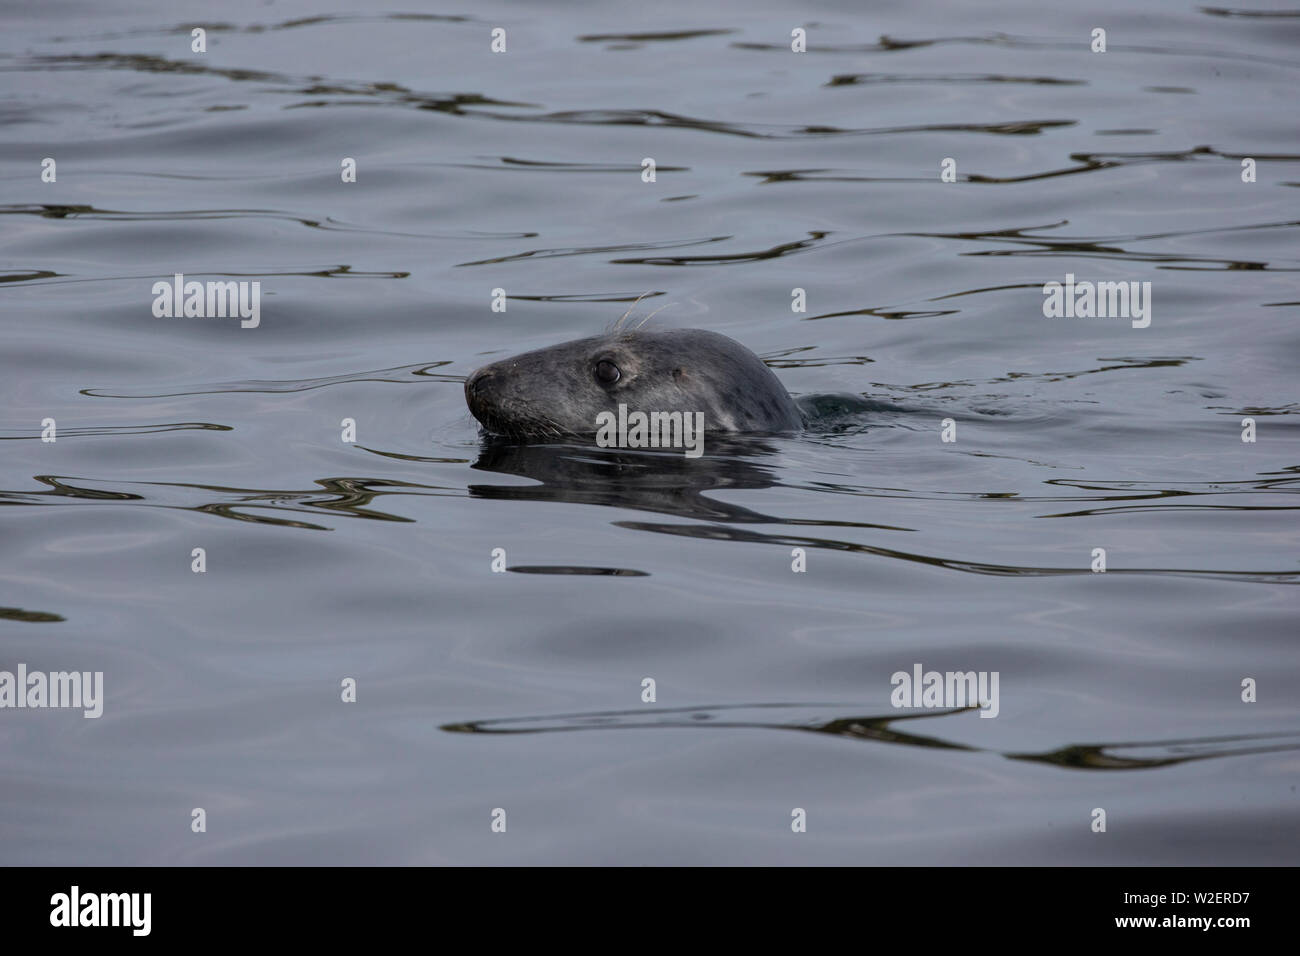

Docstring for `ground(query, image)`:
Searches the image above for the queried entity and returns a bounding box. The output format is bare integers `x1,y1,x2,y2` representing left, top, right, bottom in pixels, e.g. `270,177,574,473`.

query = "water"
1,0,1297,865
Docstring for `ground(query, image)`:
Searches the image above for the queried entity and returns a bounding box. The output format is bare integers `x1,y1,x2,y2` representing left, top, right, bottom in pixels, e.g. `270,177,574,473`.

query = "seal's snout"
467,363,520,435
464,365,494,422
465,364,493,403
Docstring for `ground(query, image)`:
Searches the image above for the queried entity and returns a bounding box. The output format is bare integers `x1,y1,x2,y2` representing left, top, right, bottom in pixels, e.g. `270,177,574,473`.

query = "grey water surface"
1,0,1298,865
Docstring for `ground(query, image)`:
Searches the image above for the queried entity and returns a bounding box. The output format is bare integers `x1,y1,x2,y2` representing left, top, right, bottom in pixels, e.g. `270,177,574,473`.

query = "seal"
465,327,804,438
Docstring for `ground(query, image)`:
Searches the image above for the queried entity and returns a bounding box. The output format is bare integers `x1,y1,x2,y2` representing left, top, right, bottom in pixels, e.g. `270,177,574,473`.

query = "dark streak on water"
0,0,1297,865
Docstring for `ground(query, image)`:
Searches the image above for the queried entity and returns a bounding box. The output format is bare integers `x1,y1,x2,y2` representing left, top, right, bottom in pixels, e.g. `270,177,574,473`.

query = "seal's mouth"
465,366,573,439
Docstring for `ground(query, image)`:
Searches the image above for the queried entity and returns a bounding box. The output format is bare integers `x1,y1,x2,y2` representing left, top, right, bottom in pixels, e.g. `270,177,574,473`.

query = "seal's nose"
465,365,490,395
464,366,495,417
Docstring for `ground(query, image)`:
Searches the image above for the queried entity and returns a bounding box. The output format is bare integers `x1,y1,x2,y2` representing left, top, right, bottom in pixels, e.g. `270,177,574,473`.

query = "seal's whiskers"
635,302,676,330
615,291,655,333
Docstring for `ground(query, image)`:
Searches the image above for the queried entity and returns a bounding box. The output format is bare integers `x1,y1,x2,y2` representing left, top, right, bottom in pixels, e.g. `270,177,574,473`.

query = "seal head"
465,328,803,438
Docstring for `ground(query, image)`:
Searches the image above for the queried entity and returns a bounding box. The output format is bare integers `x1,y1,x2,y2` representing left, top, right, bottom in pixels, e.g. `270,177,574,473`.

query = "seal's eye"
594,359,621,385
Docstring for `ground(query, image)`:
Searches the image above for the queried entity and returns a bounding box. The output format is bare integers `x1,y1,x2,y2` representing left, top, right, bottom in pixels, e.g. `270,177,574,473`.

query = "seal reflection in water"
464,328,804,439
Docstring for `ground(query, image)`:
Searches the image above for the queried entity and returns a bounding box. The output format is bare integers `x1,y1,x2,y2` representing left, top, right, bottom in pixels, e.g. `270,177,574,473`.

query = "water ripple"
443,703,1300,772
